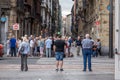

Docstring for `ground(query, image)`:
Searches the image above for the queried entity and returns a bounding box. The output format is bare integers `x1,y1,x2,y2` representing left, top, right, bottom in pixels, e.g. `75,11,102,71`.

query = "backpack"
20,45,25,53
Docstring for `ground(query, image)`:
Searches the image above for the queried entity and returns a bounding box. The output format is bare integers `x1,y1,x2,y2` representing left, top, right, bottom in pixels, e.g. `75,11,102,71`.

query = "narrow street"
0,0,119,80
0,47,114,80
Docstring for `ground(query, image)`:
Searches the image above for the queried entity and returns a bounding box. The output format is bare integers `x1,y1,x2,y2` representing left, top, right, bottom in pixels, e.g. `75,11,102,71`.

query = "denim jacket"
18,41,30,54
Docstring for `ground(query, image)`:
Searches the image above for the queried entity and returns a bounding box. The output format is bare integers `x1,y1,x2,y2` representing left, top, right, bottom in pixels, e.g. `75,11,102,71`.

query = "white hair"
85,34,90,38
23,37,28,42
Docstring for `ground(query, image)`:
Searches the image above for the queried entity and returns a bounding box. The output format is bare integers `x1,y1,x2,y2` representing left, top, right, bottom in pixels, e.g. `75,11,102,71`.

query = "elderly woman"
18,37,30,71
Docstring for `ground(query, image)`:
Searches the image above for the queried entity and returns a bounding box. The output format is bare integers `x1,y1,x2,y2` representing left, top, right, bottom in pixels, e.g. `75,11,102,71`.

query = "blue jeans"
10,47,16,57
55,52,64,61
46,48,51,57
82,49,92,70
92,50,97,57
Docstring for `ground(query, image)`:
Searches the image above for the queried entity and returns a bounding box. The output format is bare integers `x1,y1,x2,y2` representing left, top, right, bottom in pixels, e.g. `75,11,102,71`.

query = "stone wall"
98,0,110,47
76,0,110,47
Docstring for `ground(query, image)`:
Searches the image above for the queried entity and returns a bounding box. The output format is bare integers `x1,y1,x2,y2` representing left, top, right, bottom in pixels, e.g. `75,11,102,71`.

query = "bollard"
101,46,109,56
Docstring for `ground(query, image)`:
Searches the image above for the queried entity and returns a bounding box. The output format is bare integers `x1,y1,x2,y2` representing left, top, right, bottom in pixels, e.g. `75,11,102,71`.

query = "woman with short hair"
18,37,30,71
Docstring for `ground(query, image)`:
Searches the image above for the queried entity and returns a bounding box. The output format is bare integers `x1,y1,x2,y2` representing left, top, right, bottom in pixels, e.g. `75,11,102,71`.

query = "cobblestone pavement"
0,47,115,80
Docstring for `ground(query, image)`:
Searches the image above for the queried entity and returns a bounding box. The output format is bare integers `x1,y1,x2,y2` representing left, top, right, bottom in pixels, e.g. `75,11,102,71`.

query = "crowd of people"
6,35,76,58
6,34,101,72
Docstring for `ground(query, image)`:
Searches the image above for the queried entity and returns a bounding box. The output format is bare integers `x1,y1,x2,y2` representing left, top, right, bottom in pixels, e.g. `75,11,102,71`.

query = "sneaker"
89,69,92,72
82,70,86,72
60,69,64,71
55,69,59,72
25,68,28,71
25,69,28,71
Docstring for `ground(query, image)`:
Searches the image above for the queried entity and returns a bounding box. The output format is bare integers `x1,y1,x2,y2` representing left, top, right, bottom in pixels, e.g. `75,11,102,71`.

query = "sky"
59,0,74,17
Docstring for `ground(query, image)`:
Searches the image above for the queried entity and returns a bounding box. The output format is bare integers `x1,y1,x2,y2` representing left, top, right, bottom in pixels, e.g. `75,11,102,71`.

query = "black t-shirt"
54,40,66,52
76,39,81,46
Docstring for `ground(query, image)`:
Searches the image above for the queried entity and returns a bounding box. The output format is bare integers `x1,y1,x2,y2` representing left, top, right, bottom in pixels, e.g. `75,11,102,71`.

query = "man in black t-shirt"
53,35,66,71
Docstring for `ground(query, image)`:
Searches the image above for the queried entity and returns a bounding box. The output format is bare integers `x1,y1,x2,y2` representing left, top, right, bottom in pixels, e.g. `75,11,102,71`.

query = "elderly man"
45,36,52,57
81,34,93,72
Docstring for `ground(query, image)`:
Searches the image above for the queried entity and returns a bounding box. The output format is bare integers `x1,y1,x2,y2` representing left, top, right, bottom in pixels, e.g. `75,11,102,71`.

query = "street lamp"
109,0,113,58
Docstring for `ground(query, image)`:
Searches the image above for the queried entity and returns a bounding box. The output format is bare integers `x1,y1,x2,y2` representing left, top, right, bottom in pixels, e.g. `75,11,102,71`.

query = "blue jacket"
10,38,16,48
81,38,93,49
18,42,30,54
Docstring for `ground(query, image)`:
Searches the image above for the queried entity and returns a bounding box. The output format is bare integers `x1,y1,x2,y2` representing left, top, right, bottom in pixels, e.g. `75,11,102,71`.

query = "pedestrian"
51,37,55,57
18,37,30,71
76,36,82,56
39,38,45,58
81,34,93,72
69,43,74,57
37,36,41,56
68,37,73,56
53,35,66,71
34,37,39,56
6,38,10,57
96,39,101,56
45,37,52,57
29,35,33,43
16,37,22,56
65,37,69,57
92,44,97,57
10,35,17,57
30,37,34,56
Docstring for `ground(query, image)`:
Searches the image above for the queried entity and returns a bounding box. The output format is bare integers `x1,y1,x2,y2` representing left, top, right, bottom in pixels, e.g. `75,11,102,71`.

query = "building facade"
71,0,110,47
61,17,66,36
61,14,72,37
0,0,61,43
51,0,61,36
9,0,42,37
58,5,62,34
41,0,52,37
65,14,72,36
0,0,11,44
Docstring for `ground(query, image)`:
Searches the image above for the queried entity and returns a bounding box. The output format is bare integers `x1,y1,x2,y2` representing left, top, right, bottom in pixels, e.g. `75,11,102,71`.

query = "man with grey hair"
81,34,93,72
45,36,52,57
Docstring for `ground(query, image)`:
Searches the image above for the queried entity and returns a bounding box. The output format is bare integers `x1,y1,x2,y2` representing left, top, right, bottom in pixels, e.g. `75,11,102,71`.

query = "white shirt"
7,40,10,49
30,40,34,47
17,40,22,48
